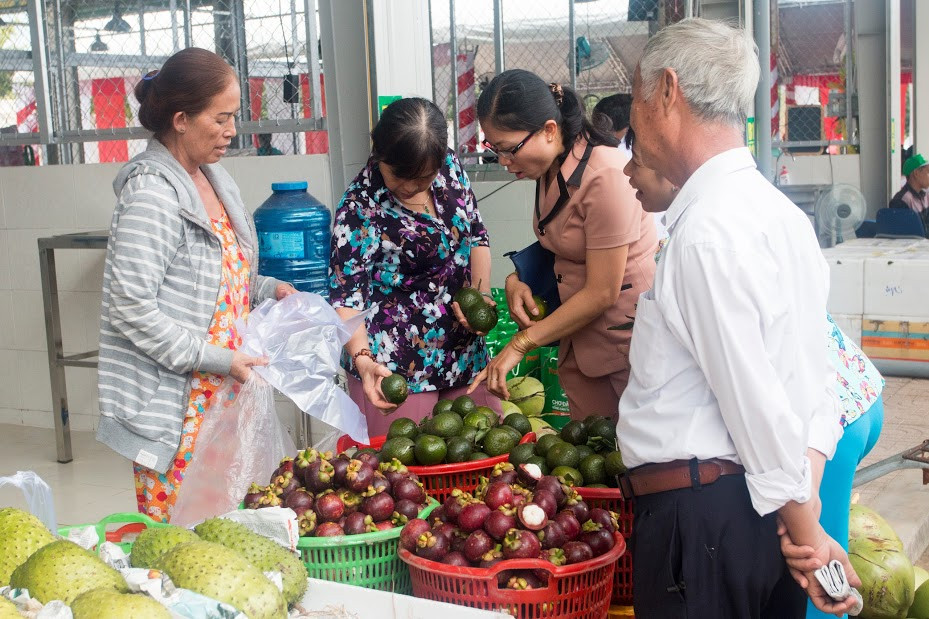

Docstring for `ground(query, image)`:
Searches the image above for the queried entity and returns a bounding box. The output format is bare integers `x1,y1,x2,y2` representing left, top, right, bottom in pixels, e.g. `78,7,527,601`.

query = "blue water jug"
253,181,331,296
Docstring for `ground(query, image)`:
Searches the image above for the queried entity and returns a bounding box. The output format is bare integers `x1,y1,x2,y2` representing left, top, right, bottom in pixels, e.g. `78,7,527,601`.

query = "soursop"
194,517,307,605
0,508,56,586
71,588,170,619
155,541,287,619
130,525,200,568
0,596,19,619
10,540,127,604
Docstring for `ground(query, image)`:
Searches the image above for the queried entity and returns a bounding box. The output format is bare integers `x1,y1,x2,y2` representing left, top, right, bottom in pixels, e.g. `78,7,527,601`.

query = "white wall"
0,154,332,444
779,154,862,190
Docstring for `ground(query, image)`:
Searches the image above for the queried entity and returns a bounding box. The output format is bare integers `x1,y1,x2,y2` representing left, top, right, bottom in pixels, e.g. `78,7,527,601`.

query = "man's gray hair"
639,18,759,127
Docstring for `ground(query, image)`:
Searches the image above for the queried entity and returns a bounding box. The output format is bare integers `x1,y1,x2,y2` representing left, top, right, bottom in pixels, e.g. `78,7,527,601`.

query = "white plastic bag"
0,471,56,531
171,374,296,527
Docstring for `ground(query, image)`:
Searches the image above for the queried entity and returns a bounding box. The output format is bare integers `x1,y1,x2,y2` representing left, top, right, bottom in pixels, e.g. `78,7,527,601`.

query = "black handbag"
504,142,594,314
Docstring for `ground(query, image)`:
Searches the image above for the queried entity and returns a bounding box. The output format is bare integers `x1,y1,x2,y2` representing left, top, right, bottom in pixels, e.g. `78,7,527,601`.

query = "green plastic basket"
58,512,169,554
296,500,436,594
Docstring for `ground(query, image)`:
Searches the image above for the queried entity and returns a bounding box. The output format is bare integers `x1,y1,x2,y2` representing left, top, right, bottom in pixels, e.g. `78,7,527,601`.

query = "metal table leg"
853,440,929,487
38,245,72,463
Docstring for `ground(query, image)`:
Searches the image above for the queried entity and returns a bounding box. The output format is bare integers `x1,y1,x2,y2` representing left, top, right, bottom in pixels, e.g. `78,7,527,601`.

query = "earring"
548,137,552,143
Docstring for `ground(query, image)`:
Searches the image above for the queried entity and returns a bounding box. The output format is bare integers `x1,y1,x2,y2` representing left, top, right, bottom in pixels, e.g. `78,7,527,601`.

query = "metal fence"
0,0,324,164
771,0,858,154
430,0,692,163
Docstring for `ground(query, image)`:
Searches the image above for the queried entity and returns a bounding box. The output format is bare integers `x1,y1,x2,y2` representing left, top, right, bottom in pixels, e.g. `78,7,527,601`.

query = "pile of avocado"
508,416,626,488
378,396,532,466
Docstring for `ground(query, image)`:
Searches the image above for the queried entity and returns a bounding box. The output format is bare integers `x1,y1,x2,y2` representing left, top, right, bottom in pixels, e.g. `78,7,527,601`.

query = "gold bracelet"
511,330,539,354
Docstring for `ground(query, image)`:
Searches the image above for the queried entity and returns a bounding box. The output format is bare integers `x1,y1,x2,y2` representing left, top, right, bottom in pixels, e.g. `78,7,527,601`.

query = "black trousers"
630,474,807,619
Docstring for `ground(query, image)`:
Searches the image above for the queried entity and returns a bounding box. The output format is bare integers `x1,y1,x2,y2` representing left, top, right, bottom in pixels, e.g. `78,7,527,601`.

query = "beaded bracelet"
352,348,376,365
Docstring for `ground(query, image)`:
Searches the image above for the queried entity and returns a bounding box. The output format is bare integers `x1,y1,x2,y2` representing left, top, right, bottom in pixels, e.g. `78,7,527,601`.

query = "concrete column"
887,0,901,194
319,0,373,200
753,0,772,180
914,1,929,157
371,0,432,100
854,0,890,217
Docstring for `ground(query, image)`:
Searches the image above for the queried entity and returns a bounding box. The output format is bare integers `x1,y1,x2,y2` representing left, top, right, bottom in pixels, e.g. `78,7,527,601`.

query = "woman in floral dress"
329,98,498,435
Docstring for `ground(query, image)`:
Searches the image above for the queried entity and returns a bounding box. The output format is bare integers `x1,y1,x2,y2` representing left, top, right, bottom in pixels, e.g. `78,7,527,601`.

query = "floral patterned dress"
826,313,884,427
134,209,251,523
329,150,490,391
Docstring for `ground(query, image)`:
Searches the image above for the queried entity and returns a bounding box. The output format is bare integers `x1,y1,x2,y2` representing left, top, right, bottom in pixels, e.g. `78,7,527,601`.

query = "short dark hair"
592,94,633,133
370,98,448,180
477,69,618,159
135,48,236,138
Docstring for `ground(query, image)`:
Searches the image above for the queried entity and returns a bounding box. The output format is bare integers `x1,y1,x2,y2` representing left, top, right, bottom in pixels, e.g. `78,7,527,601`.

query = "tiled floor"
1,377,928,539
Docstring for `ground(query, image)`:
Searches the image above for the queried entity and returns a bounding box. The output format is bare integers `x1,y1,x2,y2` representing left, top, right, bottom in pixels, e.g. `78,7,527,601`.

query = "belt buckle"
618,473,635,500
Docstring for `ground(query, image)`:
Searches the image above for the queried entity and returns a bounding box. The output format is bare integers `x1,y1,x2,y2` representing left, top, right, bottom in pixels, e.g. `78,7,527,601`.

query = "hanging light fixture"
91,33,109,52
104,2,131,33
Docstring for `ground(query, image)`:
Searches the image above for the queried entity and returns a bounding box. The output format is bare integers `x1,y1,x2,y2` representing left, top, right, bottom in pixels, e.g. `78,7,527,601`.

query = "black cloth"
889,185,929,237
631,474,807,619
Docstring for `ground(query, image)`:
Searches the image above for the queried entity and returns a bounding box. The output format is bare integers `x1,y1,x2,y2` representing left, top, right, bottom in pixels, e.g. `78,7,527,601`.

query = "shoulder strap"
535,141,595,236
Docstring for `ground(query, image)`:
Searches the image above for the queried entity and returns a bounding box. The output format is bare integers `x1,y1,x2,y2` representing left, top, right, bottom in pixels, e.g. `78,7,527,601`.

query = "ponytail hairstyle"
477,69,618,160
135,48,236,139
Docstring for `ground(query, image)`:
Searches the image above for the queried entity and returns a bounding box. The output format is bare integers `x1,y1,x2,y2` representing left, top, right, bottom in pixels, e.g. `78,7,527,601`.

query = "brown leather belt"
618,458,745,499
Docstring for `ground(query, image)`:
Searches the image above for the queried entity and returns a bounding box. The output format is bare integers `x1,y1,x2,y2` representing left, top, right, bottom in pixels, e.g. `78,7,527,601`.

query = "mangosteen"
562,540,594,564
536,520,567,550
345,460,376,493
483,509,517,541
542,547,566,566
400,518,431,552
271,471,301,498
564,497,590,523
283,488,315,516
483,482,515,511
392,478,427,504
442,551,471,567
259,489,282,508
429,505,448,525
580,524,616,557
535,476,567,507
243,483,267,509
502,528,541,560
443,489,471,525
298,510,317,537
371,471,392,494
362,492,396,522
375,521,394,532
531,490,558,519
554,510,581,541
432,522,458,545
305,459,336,493
517,503,549,531
458,502,492,533
588,508,618,533
516,463,543,487
343,512,376,535
294,448,322,484
489,462,518,486
336,488,362,514
479,545,504,568
315,491,345,522
463,529,495,563
271,456,295,482
415,531,450,562
355,451,380,469
394,498,420,521
315,522,345,537
331,457,350,486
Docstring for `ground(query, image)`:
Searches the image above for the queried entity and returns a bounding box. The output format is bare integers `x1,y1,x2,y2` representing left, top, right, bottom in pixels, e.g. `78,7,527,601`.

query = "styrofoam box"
862,248,929,317
823,255,865,315
831,313,862,345
298,578,511,618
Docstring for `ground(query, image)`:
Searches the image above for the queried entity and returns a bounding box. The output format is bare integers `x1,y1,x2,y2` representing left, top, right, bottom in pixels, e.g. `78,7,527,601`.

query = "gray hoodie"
96,140,283,474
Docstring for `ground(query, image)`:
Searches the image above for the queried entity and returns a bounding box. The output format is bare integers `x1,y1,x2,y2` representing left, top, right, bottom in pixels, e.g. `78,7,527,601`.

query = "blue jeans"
806,396,885,619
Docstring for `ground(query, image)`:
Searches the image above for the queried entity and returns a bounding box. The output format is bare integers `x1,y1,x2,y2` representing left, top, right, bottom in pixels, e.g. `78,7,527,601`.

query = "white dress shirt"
618,148,837,517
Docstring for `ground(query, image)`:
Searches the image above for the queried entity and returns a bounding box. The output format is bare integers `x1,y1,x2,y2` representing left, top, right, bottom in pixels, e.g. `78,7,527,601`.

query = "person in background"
592,93,633,155
473,69,657,419
617,18,859,617
624,128,884,619
96,48,297,523
889,153,929,235
329,98,498,436
257,133,283,156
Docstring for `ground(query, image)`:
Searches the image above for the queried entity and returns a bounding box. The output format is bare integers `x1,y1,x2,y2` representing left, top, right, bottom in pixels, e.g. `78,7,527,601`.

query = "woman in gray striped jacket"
95,48,296,523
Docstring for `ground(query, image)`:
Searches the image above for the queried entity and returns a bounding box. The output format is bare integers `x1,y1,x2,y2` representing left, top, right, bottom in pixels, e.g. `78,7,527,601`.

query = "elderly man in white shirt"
618,18,859,619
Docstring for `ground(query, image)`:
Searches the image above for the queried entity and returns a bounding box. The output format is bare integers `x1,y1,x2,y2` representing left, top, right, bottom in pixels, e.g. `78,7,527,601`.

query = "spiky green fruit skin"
9,540,127,605
155,541,287,619
129,525,200,568
71,588,171,619
0,596,19,619
0,507,56,586
194,518,307,605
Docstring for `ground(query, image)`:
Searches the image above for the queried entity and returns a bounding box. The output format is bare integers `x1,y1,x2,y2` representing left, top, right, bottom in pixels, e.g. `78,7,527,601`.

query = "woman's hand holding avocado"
355,354,398,413
504,274,540,329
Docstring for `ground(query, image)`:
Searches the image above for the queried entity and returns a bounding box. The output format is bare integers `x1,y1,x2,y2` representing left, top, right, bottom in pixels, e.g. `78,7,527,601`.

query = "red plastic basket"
576,487,634,605
399,533,625,618
336,433,535,503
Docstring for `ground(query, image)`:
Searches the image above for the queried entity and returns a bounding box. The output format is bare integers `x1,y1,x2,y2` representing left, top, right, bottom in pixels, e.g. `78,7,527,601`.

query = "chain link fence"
772,0,858,155
430,0,690,164
0,0,324,164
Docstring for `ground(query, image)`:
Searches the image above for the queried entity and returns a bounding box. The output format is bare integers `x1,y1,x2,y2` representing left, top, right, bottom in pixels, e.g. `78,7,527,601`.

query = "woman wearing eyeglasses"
470,69,657,419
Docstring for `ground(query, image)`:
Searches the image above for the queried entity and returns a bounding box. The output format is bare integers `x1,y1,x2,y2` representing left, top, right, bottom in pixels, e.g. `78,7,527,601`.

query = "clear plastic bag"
171,374,296,527
0,471,56,531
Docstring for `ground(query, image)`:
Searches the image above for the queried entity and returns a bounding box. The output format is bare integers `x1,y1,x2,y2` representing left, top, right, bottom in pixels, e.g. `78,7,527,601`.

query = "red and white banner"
457,50,477,153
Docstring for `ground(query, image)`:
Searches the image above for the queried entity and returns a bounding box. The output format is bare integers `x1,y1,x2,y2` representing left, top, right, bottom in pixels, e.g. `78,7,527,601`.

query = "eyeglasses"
481,130,538,159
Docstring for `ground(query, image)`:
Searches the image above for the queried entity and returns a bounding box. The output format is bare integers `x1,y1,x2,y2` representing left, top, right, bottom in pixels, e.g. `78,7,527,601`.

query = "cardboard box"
296,578,510,618
861,316,929,378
